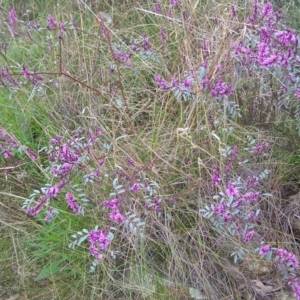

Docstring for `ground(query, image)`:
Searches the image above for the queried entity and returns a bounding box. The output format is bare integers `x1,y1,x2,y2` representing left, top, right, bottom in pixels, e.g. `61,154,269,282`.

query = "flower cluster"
201,145,263,250
26,181,66,216
210,76,233,99
289,278,300,300
0,126,36,160
46,128,102,179
66,193,82,215
252,141,271,155
234,2,299,97
277,248,299,271
259,243,271,256
153,0,162,15
113,51,132,67
0,127,20,159
154,65,232,102
211,165,221,186
24,128,104,219
103,199,125,223
258,244,300,299
0,67,20,87
88,229,110,260
22,64,43,86
145,197,161,212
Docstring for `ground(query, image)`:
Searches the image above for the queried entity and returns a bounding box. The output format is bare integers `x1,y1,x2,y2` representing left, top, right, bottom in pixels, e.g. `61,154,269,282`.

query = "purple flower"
22,64,31,79
47,186,59,198
159,27,167,41
171,0,180,6
226,182,239,197
259,244,271,256
27,195,49,216
142,34,151,51
44,208,58,222
2,150,14,159
145,198,161,212
154,74,170,90
246,176,259,188
153,0,162,14
0,66,20,86
181,76,193,90
248,0,258,24
232,199,243,208
103,199,120,209
288,278,300,300
210,76,233,98
126,156,136,167
211,165,221,186
130,183,140,191
240,192,261,203
88,229,110,260
25,147,37,160
113,51,131,67
58,23,67,38
252,141,271,155
222,212,232,222
94,127,102,137
246,211,255,221
9,8,17,25
261,2,273,17
295,88,300,99
59,144,79,163
131,44,139,51
275,29,298,47
47,14,57,30
231,6,236,18
244,230,255,243
260,54,278,67
201,40,210,53
22,64,43,85
277,248,299,269
66,193,81,215
50,136,62,145
215,203,226,214
52,163,72,178
167,8,173,18
94,169,101,177
109,208,125,223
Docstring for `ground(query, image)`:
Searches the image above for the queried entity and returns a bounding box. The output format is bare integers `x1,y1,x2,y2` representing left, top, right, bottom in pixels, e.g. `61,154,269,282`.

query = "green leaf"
35,258,66,281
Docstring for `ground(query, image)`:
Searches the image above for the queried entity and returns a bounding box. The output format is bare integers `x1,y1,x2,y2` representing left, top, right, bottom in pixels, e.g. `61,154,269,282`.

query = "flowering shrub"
1,0,300,299
201,140,300,299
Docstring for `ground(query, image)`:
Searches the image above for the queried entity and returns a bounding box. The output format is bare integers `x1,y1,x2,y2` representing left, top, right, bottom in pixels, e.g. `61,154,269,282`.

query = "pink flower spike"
9,8,17,25
66,193,81,215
